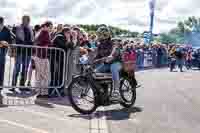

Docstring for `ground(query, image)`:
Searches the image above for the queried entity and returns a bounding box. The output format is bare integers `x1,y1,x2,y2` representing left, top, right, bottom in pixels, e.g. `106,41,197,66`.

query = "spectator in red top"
38,22,51,46
36,21,52,58
27,21,53,97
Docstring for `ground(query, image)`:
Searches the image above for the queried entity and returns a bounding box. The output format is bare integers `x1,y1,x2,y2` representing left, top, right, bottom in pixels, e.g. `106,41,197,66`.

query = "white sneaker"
111,90,121,101
14,88,21,94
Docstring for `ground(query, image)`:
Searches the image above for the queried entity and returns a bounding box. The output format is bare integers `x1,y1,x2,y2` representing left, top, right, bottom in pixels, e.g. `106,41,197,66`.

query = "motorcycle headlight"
79,56,89,65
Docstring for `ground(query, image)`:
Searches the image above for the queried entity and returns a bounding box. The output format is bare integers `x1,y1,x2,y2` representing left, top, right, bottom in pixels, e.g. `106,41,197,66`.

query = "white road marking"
129,118,140,124
90,107,109,133
0,118,49,133
90,113,98,129
99,107,109,133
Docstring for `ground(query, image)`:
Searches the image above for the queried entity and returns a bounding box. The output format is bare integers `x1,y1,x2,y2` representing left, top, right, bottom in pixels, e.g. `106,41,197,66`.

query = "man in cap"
12,15,34,92
0,17,13,90
95,26,122,100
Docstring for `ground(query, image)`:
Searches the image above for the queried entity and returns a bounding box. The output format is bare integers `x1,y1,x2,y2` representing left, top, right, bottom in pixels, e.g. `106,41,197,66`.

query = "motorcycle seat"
93,73,112,80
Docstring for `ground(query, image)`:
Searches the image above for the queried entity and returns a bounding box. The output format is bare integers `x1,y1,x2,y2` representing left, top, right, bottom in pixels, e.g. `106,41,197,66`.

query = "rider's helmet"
96,25,111,41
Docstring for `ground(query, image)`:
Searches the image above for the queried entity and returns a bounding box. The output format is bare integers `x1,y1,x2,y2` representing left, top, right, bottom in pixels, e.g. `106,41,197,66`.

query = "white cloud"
0,0,199,33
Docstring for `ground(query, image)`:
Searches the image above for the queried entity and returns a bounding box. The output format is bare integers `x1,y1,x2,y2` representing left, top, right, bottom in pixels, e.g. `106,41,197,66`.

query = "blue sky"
0,0,199,33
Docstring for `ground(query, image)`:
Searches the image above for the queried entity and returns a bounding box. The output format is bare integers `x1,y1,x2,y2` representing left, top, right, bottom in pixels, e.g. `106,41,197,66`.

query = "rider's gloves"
105,56,114,63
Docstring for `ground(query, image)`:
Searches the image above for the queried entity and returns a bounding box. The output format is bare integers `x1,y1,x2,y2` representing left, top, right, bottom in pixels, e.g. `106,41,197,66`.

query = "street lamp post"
149,0,156,44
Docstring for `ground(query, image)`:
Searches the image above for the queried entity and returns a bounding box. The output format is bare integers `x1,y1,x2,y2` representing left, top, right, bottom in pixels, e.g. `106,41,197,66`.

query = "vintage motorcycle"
67,56,137,114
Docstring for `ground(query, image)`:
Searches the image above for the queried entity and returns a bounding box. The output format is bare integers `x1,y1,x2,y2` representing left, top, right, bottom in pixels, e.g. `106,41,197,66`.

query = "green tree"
75,24,138,37
159,33,176,44
159,16,200,44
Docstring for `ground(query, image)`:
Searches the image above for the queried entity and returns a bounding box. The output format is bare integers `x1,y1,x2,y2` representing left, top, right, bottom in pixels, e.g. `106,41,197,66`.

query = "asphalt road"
105,68,200,133
0,98,91,133
0,68,200,133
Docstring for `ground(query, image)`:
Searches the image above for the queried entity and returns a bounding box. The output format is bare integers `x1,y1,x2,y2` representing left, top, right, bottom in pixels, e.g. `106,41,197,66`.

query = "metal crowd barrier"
134,50,169,69
65,47,80,88
0,44,170,105
0,44,66,100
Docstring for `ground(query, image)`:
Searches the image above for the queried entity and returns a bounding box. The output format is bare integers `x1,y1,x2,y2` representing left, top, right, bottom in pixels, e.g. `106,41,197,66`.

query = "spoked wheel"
119,76,136,108
68,77,98,114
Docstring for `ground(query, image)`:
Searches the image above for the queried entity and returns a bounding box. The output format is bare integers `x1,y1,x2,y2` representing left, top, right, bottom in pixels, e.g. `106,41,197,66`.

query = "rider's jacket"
95,39,113,60
95,39,121,63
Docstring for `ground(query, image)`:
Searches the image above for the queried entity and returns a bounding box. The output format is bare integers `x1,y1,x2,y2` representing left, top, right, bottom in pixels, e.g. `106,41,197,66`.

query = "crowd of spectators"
0,15,100,97
0,15,199,98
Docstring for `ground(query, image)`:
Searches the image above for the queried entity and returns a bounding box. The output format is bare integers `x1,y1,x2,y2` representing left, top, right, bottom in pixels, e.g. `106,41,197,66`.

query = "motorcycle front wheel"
68,76,98,114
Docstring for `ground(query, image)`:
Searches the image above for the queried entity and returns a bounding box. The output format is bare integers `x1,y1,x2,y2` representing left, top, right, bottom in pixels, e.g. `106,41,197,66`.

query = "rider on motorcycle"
95,26,122,99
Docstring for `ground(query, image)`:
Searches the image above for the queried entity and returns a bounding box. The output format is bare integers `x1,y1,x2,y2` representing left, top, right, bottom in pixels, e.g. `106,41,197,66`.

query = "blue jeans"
0,48,7,88
12,56,31,86
137,54,144,69
157,55,162,67
176,58,184,71
96,62,122,81
152,54,157,67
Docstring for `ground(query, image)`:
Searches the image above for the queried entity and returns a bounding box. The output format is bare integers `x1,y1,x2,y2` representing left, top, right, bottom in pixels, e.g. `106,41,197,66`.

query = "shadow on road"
68,114,91,120
191,68,200,71
68,106,143,121
0,105,8,108
104,106,143,121
170,70,178,72
35,100,55,108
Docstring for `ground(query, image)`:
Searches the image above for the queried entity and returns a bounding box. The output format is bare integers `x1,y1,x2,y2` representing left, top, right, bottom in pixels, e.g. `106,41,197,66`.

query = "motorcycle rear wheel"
119,76,136,108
